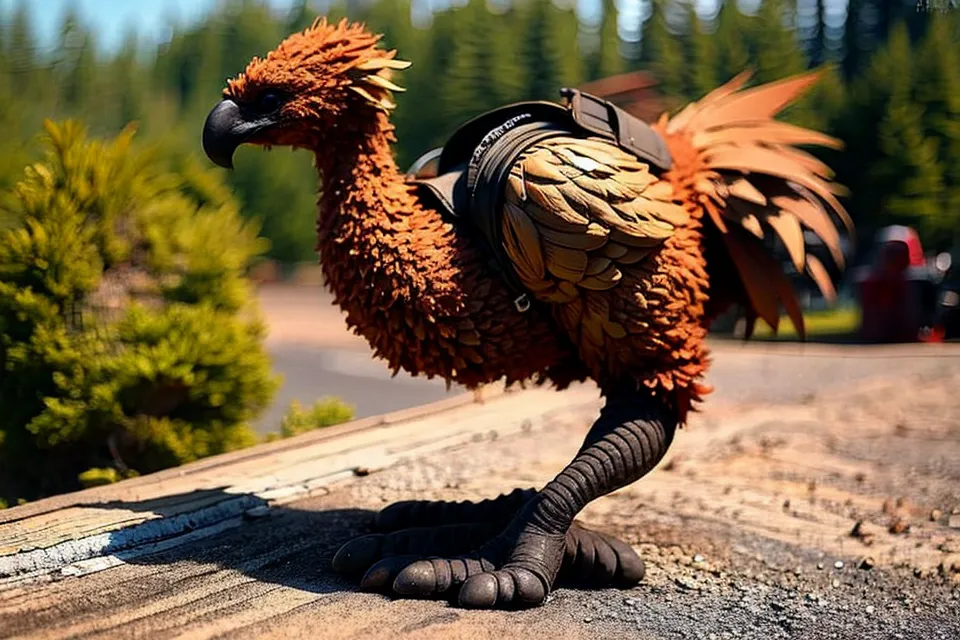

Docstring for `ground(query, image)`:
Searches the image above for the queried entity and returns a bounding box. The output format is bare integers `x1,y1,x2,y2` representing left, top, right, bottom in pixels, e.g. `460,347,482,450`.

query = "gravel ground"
3,344,957,640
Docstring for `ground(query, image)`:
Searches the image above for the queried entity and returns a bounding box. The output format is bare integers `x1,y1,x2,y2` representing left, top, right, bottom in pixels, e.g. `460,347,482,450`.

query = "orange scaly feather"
217,21,851,426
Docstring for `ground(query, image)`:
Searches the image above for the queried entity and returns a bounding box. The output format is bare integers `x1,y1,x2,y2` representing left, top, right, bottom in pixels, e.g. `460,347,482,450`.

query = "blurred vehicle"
854,225,938,343
933,249,960,340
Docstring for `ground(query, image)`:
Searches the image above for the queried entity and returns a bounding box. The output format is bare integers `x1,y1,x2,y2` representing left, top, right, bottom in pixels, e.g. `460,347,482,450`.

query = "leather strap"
466,121,568,311
560,88,673,172
406,89,674,314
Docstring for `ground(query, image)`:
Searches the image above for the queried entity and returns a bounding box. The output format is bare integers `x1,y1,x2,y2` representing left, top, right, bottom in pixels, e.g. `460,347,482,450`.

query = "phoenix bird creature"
202,18,852,610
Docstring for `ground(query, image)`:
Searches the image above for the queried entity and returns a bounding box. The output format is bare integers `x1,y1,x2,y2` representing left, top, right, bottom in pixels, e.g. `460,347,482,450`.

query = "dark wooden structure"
578,70,668,123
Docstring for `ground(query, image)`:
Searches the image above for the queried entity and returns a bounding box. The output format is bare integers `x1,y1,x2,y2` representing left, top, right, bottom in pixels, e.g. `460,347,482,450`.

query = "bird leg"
374,487,536,532
333,389,675,609
333,488,645,590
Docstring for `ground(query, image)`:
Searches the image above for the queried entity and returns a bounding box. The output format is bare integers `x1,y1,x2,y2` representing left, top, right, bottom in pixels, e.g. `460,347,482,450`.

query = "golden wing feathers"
500,136,691,366
662,69,852,339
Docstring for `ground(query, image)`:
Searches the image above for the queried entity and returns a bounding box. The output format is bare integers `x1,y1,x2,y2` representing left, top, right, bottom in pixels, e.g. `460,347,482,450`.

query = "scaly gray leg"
334,388,675,609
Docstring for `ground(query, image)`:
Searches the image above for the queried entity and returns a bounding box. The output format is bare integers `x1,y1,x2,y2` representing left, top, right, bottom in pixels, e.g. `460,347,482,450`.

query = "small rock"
939,554,960,576
930,509,943,522
583,617,593,623
866,605,875,614
663,455,684,471
858,556,876,570
353,466,372,477
949,515,960,529
850,520,877,546
834,560,844,569
806,593,817,602
832,579,840,588
675,576,700,591
889,517,911,535
244,506,271,520
694,554,705,563
817,562,824,570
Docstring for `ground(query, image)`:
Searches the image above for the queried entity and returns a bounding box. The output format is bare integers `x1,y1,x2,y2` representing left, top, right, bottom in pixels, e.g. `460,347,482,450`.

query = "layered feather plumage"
500,137,711,406
238,19,851,425
497,69,851,416
656,70,851,338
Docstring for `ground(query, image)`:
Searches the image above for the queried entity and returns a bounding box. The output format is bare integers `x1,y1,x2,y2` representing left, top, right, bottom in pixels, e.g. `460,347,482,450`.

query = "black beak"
202,99,276,169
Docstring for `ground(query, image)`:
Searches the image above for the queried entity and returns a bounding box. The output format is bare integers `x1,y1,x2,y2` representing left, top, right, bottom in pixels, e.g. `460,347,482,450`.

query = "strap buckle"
513,294,531,313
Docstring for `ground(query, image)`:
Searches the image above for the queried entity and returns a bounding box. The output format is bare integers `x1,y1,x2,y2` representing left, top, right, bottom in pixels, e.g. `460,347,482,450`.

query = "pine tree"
56,8,98,112
842,0,863,78
109,30,147,129
639,0,689,102
7,0,35,96
520,0,584,102
687,7,717,99
809,0,827,67
752,0,807,84
871,25,945,241
912,13,960,246
440,0,525,129
712,1,751,87
286,0,317,33
590,0,625,81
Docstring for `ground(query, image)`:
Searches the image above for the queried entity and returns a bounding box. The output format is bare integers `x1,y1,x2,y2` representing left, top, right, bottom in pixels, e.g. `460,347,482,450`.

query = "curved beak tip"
202,99,242,169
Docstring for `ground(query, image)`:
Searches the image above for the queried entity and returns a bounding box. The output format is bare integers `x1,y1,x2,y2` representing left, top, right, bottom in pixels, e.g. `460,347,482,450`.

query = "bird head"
202,18,410,169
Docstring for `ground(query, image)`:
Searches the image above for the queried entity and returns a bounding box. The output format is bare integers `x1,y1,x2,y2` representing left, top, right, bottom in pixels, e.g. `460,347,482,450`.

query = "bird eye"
259,92,282,112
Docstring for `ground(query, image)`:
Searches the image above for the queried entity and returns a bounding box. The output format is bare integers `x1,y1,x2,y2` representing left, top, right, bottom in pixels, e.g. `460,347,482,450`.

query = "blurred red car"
855,225,939,343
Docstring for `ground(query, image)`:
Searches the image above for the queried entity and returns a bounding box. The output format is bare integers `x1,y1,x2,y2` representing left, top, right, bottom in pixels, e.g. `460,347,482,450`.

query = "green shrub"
77,467,132,488
0,120,280,504
272,398,356,441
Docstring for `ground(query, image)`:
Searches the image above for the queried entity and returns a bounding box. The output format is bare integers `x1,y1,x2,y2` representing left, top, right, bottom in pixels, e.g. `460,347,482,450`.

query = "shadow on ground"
92,488,631,604
92,488,378,596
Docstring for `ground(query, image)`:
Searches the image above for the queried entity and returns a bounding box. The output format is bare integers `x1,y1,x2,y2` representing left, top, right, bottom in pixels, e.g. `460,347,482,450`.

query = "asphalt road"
253,284,458,434
257,343,456,433
254,279,955,434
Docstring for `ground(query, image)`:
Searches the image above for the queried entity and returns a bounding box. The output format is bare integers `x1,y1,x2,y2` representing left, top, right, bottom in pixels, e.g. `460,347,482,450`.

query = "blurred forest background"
1,0,958,263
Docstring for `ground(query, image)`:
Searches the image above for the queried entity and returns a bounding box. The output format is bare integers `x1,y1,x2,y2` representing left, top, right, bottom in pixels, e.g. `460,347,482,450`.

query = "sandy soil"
2,342,957,640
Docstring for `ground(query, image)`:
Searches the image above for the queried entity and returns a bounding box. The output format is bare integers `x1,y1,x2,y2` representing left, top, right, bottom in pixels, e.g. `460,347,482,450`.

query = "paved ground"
255,284,455,433
253,282,952,430
3,340,958,639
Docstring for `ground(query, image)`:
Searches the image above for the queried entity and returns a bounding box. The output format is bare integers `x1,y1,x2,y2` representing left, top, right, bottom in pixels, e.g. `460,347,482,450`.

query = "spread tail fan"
659,69,853,339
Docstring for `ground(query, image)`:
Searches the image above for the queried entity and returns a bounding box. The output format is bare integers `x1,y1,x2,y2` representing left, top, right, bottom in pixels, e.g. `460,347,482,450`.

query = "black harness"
406,88,674,313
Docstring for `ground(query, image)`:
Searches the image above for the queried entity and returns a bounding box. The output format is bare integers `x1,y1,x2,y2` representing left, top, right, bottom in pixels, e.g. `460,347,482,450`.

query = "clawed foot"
332,490,645,609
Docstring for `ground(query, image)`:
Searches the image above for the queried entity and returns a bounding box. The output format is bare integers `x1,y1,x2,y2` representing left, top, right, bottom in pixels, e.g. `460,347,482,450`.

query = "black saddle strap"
561,88,673,172
466,121,568,311
406,89,673,314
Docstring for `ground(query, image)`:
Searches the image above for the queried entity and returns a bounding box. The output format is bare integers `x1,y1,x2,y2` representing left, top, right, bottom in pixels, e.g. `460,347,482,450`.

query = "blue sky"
10,0,633,52
5,0,844,54
3,0,300,51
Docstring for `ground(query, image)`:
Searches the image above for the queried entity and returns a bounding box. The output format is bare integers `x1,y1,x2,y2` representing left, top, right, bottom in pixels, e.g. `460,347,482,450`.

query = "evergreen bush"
0,120,279,504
